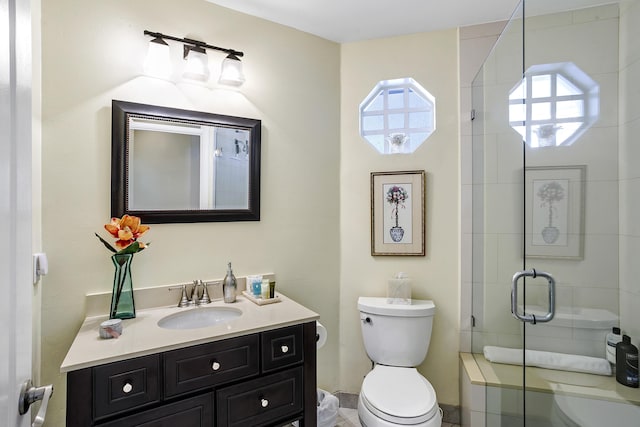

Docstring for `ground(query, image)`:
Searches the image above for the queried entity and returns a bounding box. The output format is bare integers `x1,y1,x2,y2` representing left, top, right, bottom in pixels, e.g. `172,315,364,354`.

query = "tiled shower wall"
619,0,640,350
459,21,507,354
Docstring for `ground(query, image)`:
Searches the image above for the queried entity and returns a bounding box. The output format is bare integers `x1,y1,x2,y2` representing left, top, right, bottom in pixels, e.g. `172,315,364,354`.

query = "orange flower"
104,215,150,250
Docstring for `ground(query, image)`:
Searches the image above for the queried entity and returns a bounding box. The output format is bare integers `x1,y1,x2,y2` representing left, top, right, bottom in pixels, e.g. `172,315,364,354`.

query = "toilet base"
358,393,442,427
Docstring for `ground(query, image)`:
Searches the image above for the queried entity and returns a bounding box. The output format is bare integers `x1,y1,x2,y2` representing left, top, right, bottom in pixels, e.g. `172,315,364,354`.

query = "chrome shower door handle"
511,269,555,324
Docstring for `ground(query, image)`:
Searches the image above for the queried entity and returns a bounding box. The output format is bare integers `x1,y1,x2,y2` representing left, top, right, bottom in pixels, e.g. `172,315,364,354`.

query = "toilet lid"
361,366,439,425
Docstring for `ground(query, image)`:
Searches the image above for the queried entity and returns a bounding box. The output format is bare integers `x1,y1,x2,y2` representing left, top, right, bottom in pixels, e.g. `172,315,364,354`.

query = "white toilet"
357,297,442,427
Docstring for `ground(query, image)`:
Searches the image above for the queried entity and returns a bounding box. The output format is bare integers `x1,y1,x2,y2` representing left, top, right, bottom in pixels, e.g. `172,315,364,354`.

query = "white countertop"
60,293,319,373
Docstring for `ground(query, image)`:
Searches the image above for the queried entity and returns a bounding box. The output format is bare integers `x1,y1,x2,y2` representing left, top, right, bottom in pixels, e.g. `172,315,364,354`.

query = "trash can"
317,389,339,427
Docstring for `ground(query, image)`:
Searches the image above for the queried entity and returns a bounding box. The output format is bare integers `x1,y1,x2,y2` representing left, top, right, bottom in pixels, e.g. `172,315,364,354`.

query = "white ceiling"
206,0,523,43
205,0,616,43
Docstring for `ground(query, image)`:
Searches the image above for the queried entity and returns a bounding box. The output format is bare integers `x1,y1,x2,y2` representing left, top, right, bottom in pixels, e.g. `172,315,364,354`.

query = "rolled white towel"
483,346,612,376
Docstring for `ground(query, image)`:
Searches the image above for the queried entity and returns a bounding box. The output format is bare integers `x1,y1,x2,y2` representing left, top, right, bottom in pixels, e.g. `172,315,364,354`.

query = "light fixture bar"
143,30,243,58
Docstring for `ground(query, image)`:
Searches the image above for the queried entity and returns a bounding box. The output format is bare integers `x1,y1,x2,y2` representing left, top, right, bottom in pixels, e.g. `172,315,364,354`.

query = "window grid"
360,79,435,154
508,64,598,148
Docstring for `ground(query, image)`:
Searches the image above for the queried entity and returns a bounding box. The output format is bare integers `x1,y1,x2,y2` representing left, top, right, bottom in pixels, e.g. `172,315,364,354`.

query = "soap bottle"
261,278,270,299
615,335,639,388
222,262,237,303
606,326,622,368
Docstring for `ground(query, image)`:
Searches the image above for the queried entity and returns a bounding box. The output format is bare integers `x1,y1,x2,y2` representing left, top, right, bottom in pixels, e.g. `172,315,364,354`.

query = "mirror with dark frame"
111,100,261,223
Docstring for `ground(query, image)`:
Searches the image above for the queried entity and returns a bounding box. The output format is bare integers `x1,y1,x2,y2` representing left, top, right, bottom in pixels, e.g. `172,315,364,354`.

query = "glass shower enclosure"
471,0,640,424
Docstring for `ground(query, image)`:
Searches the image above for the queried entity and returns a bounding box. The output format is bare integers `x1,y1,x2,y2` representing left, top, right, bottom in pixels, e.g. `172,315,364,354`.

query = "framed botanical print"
525,165,585,259
371,170,425,256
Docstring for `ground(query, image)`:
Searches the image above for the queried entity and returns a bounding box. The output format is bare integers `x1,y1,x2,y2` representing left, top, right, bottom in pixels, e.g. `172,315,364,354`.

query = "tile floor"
336,407,460,427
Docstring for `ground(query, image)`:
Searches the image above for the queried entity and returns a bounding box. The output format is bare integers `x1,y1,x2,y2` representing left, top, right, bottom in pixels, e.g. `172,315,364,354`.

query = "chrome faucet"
169,280,214,307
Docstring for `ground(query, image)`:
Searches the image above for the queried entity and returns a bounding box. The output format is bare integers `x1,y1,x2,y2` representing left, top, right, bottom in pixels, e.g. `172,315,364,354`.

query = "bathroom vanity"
61,293,319,426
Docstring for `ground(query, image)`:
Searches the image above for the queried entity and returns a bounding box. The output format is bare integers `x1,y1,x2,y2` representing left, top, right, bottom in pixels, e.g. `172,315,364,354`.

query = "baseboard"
335,392,460,424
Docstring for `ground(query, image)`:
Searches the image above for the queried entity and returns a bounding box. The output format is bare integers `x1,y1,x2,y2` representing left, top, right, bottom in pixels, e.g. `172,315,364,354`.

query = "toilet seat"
360,365,439,425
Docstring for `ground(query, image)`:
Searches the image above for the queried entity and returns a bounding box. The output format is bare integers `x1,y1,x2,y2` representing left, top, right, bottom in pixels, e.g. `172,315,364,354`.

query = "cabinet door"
98,393,213,427
93,354,161,420
217,367,303,427
164,334,259,398
261,324,303,373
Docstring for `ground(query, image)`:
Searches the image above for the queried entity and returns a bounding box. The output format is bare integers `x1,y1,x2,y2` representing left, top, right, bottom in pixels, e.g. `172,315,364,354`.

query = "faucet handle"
190,280,202,305
168,284,190,307
199,280,211,304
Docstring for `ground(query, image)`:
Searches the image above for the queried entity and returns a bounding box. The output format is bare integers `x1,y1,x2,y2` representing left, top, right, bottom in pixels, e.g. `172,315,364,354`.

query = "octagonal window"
360,78,436,154
509,62,599,148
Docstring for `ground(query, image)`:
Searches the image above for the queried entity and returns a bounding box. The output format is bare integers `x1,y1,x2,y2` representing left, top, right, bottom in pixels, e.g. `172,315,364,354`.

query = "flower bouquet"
95,215,150,319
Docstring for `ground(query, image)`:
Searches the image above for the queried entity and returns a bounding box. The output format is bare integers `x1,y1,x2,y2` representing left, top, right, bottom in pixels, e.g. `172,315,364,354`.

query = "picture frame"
525,165,585,260
371,170,425,256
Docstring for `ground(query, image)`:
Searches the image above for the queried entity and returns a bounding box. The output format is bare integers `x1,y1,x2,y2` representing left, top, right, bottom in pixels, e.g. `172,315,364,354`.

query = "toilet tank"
358,297,435,367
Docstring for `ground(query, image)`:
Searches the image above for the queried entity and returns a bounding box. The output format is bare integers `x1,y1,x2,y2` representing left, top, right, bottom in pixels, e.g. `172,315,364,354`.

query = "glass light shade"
143,38,172,79
183,47,210,82
219,55,245,86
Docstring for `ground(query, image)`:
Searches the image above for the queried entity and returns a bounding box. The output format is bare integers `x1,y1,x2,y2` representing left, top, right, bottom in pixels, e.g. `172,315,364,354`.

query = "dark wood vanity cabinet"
66,322,317,427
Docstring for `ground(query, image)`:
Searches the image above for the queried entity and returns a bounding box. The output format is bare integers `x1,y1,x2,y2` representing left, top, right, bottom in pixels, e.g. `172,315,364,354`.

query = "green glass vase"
109,253,136,319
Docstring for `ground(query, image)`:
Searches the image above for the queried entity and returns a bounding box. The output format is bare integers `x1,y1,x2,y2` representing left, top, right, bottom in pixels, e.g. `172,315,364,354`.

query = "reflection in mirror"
112,100,261,223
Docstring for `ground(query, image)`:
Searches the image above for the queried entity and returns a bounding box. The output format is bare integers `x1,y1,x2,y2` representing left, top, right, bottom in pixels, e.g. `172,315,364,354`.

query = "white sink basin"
157,307,242,330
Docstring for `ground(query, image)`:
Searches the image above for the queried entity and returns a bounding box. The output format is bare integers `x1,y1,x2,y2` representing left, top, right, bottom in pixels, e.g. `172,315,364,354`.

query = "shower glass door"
472,0,640,425
470,1,527,424
522,1,620,424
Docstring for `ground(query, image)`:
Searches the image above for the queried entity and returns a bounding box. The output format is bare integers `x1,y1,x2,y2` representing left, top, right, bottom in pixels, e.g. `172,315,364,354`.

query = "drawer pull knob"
122,383,133,394
281,345,289,353
261,398,269,408
212,361,221,371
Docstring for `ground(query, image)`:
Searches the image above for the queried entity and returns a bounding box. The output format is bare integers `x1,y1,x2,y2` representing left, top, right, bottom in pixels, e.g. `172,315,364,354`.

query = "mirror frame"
111,100,261,223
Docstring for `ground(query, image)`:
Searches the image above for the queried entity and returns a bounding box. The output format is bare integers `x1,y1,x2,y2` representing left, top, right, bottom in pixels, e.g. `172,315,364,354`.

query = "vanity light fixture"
143,30,245,86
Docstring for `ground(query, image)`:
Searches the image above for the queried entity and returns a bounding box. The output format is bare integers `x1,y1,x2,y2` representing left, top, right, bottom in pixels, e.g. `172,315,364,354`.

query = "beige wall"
40,0,340,424
338,30,461,406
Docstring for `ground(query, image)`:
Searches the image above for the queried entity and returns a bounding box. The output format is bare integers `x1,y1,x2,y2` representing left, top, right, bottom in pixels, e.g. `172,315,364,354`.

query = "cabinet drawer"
93,354,160,420
98,392,214,427
164,334,259,398
216,366,303,427
261,324,304,373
